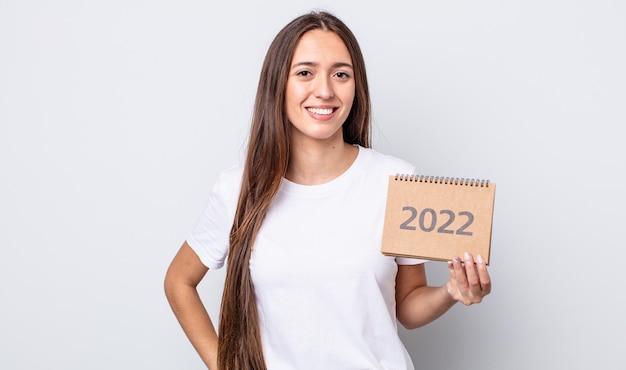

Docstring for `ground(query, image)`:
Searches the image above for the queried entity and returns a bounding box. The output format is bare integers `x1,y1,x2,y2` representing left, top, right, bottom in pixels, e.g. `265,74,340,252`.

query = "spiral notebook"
381,174,496,265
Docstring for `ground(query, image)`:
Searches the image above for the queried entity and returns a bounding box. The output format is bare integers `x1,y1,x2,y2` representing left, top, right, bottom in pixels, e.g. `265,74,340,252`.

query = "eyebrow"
291,61,354,70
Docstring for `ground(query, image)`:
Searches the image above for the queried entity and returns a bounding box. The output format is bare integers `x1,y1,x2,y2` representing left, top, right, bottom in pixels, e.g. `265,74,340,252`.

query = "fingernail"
464,252,471,261
477,255,484,264
453,257,461,265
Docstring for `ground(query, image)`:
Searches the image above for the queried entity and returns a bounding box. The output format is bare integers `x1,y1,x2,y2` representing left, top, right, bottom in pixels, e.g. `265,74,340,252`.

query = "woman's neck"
285,140,358,185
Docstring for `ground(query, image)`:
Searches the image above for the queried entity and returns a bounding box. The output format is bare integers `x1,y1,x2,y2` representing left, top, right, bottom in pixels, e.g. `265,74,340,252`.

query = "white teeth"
307,107,334,115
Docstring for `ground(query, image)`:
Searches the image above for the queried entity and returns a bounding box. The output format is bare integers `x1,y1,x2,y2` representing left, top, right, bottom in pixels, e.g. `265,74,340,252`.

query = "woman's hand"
445,252,491,305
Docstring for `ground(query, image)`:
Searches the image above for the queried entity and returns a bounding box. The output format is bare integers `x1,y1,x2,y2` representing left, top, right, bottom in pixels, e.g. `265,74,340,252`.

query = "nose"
313,75,334,100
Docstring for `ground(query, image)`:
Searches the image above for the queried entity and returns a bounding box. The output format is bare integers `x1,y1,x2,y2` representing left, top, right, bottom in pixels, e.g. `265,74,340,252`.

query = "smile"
306,107,336,115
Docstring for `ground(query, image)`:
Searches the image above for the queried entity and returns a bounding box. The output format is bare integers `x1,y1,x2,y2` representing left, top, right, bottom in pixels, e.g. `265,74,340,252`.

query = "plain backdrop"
1,1,624,369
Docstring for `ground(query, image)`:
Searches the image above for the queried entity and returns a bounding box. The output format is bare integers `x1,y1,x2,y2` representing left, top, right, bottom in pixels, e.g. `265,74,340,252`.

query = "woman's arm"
164,241,218,369
395,252,491,329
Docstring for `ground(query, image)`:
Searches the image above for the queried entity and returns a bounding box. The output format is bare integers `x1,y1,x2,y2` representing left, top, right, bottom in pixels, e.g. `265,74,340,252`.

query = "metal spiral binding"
394,174,491,187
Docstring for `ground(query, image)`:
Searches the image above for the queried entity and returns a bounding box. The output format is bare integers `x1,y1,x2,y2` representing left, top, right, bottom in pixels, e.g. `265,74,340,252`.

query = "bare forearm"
165,282,219,369
397,285,456,329
395,254,491,330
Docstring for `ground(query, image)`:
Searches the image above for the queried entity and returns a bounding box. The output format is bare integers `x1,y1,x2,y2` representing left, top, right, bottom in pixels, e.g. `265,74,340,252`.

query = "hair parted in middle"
218,10,372,370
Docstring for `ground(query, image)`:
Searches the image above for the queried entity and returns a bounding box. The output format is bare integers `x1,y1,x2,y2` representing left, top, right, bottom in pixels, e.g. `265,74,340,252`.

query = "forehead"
291,29,352,65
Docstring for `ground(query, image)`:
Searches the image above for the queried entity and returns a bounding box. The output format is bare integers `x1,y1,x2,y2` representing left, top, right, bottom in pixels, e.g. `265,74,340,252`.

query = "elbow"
163,263,204,306
163,264,186,303
396,297,427,330
163,268,176,301
163,268,191,314
397,315,425,330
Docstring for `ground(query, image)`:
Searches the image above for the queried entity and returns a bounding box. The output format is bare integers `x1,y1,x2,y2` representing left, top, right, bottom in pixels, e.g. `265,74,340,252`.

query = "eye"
296,70,312,77
334,71,351,80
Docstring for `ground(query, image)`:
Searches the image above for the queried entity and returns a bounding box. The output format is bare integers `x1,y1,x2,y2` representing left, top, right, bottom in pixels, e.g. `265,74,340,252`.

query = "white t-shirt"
187,146,426,370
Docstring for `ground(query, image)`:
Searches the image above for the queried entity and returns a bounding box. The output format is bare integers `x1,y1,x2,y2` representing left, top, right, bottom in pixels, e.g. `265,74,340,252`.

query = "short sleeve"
186,166,242,269
395,256,428,265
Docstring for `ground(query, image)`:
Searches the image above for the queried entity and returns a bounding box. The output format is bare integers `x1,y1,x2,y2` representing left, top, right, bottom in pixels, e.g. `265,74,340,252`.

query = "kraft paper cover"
381,175,496,265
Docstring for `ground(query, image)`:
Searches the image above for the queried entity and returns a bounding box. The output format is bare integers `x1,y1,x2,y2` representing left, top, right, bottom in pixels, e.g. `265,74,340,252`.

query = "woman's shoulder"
358,146,416,175
209,163,244,200
217,163,244,183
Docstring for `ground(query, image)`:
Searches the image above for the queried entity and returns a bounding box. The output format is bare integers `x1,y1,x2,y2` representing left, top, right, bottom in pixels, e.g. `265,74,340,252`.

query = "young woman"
164,11,491,370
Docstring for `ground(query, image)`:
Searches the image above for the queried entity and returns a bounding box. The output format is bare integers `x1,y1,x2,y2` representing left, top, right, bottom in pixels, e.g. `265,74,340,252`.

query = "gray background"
1,1,624,369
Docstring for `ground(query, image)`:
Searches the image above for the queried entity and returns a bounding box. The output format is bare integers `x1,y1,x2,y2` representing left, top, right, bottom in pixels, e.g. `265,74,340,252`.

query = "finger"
447,260,455,279
464,252,482,297
476,255,492,295
452,256,467,289
446,260,456,296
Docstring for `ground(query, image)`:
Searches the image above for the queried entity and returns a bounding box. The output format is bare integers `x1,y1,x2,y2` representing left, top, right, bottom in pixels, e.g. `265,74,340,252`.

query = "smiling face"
285,29,356,147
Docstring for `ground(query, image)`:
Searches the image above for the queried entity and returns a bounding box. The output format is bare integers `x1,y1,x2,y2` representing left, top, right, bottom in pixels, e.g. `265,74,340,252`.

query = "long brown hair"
218,11,371,369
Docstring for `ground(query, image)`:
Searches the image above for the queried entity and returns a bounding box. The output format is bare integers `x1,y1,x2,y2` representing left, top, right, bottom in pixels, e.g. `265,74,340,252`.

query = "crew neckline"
280,145,367,197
